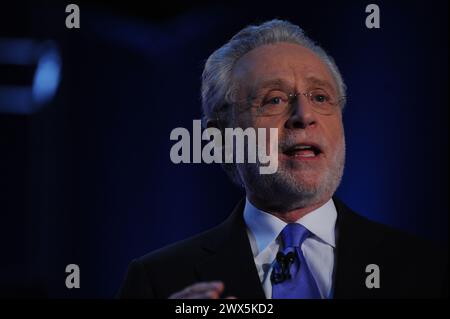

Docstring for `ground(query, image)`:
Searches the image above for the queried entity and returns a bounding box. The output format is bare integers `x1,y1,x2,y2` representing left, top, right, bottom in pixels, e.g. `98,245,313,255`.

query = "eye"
268,97,282,105
311,91,330,104
262,91,289,107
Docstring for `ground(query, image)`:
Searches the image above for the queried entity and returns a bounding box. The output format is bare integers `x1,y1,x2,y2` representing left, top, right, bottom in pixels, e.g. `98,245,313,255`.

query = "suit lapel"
194,197,383,299
195,199,266,299
332,197,383,298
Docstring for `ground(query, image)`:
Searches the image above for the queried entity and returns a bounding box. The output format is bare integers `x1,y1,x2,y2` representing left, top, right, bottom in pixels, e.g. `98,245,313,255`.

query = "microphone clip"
271,251,296,284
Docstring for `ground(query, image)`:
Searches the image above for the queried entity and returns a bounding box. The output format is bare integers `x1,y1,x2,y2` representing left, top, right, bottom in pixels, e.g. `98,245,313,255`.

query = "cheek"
322,118,345,153
254,118,283,149
254,117,285,133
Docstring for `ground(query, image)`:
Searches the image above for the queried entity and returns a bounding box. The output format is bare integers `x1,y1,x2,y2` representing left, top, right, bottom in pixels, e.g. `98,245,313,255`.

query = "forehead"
231,42,337,92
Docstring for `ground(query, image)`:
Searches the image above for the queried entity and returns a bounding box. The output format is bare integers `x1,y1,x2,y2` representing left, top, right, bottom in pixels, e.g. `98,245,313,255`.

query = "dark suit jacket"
118,197,448,298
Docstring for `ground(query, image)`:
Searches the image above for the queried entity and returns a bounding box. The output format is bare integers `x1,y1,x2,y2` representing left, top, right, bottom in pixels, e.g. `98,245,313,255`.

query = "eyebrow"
249,79,293,97
251,76,337,94
304,76,337,94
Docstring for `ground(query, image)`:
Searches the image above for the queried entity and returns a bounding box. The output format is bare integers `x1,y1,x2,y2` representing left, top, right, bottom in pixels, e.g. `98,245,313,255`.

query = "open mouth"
282,143,323,159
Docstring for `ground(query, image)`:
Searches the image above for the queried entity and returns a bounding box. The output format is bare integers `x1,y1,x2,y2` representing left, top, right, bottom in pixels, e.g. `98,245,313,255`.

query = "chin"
281,172,330,200
287,170,322,186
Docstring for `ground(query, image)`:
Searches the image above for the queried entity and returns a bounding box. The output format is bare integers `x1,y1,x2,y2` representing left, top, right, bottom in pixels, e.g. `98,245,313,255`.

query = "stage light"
0,39,62,114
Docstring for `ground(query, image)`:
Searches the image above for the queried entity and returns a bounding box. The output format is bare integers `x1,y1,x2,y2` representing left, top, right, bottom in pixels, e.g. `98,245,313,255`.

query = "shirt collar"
243,197,337,255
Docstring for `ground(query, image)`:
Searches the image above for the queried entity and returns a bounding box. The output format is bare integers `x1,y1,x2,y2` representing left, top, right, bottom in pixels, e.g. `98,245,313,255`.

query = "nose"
284,94,317,130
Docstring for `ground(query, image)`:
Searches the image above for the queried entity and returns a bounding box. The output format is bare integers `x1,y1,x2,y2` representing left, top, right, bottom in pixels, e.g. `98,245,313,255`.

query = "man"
118,19,447,299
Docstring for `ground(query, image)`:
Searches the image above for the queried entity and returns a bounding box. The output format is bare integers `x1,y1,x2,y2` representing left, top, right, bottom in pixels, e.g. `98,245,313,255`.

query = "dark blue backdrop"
0,0,448,297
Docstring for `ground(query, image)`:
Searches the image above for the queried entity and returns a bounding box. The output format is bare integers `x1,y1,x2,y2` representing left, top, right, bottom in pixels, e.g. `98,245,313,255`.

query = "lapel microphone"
271,251,296,284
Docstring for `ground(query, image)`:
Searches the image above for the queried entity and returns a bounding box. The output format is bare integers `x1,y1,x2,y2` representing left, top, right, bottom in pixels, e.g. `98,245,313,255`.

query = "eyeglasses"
251,89,346,117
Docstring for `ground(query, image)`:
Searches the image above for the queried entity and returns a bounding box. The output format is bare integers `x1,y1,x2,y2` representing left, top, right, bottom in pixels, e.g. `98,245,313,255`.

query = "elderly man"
119,19,447,299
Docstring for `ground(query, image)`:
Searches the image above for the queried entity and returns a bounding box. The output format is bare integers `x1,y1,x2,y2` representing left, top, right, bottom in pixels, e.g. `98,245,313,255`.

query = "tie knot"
280,223,311,248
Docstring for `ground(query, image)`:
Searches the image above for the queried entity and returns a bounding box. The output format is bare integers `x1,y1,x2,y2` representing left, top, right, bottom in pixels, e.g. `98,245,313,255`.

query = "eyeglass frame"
251,89,346,117
213,90,346,126
216,89,346,120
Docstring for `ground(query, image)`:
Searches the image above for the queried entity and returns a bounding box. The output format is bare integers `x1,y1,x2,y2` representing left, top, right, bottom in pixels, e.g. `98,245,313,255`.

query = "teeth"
298,153,315,157
284,144,320,157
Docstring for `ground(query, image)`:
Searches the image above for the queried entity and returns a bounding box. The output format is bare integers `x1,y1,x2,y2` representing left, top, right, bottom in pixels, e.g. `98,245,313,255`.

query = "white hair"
200,19,347,186
201,19,346,127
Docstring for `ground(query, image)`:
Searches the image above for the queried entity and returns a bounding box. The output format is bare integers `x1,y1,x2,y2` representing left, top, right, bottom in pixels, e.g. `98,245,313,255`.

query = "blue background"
0,0,448,297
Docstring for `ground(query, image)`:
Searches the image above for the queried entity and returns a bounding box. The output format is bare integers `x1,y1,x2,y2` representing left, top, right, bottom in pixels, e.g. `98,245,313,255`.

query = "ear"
206,114,227,133
206,118,219,129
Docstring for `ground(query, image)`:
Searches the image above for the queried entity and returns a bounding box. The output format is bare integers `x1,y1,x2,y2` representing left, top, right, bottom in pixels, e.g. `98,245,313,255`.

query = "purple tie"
271,223,321,299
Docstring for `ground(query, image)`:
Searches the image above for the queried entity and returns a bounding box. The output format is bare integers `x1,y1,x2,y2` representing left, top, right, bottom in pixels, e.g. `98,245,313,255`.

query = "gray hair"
200,19,346,186
201,19,346,127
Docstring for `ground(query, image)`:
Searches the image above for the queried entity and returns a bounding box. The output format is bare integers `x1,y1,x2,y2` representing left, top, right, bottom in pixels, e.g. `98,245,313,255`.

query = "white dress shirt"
243,198,337,299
